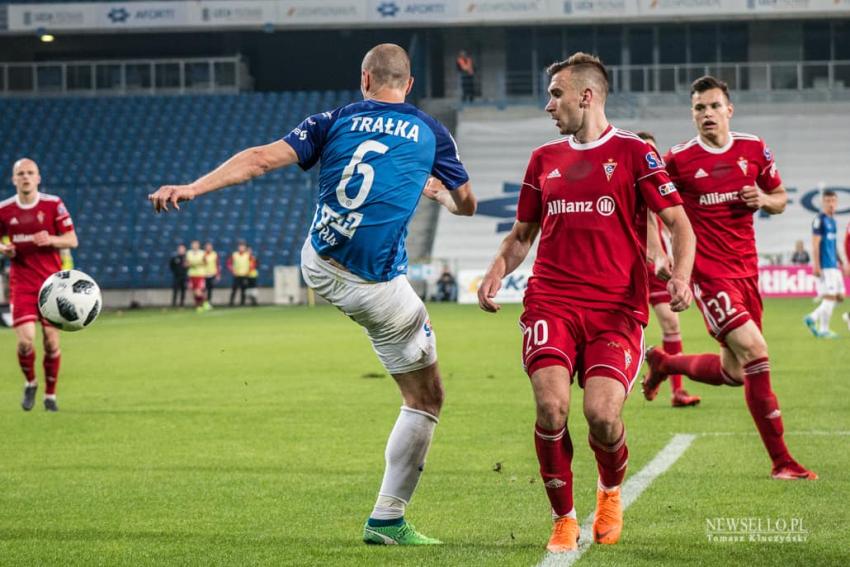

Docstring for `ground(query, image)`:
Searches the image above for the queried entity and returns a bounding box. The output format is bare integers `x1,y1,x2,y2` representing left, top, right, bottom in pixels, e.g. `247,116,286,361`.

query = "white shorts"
300,241,437,374
816,268,845,297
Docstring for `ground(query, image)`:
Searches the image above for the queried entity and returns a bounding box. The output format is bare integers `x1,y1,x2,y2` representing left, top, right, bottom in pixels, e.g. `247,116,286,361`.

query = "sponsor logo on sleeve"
658,182,677,196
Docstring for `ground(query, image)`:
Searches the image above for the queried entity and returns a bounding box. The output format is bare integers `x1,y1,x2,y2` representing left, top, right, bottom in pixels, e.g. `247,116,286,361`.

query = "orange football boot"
546,516,580,553
592,487,623,544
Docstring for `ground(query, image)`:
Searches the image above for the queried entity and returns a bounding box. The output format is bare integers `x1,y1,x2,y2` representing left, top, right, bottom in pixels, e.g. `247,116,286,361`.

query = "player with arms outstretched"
0,158,78,412
637,131,700,408
642,76,817,480
148,44,477,545
478,53,695,552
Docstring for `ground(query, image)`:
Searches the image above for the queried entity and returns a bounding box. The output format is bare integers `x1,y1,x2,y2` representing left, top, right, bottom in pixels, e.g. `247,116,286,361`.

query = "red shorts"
189,276,206,292
10,288,53,328
693,276,762,345
647,263,671,306
520,301,645,393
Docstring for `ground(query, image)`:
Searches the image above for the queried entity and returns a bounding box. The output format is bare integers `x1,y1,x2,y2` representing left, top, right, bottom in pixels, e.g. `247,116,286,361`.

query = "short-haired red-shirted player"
0,158,78,412
637,131,700,408
642,76,817,481
478,53,696,553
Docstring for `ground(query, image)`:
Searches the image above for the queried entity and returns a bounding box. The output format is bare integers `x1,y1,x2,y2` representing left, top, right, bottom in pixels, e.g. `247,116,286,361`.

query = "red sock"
44,352,61,395
743,358,791,466
663,334,683,391
660,353,737,386
589,428,628,489
534,424,574,516
18,348,36,383
195,293,204,307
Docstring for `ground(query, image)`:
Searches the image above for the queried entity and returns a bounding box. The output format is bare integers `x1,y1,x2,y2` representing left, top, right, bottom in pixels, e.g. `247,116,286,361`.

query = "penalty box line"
537,433,697,567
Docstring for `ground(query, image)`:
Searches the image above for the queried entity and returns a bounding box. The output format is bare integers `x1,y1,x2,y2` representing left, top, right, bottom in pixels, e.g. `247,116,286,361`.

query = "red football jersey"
516,126,683,325
0,193,75,292
664,132,782,281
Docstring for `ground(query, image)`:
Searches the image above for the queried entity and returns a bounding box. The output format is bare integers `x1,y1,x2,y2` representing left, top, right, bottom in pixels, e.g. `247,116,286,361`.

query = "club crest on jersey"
737,157,749,176
603,160,617,181
37,211,45,224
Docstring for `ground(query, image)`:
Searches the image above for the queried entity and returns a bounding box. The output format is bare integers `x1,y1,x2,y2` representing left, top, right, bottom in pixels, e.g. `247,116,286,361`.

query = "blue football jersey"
812,212,838,269
283,99,468,282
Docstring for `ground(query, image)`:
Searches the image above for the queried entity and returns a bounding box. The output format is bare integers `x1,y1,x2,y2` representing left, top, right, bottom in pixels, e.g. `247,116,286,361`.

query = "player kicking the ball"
0,158,78,412
478,53,695,553
149,44,476,545
642,76,817,481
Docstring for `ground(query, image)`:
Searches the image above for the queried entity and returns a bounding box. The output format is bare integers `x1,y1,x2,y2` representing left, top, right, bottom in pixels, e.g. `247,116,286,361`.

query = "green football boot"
363,519,442,545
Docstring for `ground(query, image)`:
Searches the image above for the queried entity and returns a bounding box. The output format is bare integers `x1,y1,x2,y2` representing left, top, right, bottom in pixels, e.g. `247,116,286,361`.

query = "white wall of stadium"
7,0,850,33
433,105,850,303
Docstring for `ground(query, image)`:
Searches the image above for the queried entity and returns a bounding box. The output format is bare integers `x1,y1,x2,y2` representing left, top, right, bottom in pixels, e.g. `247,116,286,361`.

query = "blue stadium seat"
0,91,342,287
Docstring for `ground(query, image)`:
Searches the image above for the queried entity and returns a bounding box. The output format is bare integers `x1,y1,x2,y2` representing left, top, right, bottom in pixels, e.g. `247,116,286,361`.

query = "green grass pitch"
0,299,847,566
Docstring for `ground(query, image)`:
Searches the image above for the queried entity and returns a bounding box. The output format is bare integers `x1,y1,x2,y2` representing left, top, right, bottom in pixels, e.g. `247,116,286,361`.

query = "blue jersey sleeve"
430,123,469,190
282,109,338,171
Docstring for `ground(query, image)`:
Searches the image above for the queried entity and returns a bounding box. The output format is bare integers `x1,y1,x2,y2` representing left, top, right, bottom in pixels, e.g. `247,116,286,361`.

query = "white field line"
699,431,850,437
536,433,696,567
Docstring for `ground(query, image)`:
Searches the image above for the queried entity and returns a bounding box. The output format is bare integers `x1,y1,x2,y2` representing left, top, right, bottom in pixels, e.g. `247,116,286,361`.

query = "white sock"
25,380,37,387
370,406,438,520
819,299,836,332
44,394,56,401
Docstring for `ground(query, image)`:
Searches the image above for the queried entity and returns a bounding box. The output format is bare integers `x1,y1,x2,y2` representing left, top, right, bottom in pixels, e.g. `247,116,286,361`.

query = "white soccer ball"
38,269,102,332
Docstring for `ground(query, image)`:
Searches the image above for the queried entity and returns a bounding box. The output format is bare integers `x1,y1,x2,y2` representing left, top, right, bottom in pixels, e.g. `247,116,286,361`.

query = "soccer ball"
38,270,102,332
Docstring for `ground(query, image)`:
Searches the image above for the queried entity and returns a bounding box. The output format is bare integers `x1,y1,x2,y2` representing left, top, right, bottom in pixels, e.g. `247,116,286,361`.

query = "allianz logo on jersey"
349,116,420,142
699,191,740,206
12,233,35,243
547,196,616,217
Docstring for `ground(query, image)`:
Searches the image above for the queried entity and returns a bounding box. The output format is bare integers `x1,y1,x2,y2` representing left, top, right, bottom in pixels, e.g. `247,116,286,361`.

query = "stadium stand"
433,103,850,269
0,90,360,287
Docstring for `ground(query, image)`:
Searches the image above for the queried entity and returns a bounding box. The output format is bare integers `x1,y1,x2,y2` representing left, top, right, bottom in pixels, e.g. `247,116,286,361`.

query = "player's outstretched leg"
643,347,738,402
363,364,443,546
661,335,701,407
641,346,668,400
740,358,817,480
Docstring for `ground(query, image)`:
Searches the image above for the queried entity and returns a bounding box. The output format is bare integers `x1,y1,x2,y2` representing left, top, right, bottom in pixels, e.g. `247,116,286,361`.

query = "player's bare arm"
148,140,299,213
646,211,672,281
740,183,787,214
478,221,540,313
423,178,477,216
657,205,695,312
812,233,822,277
33,230,78,249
